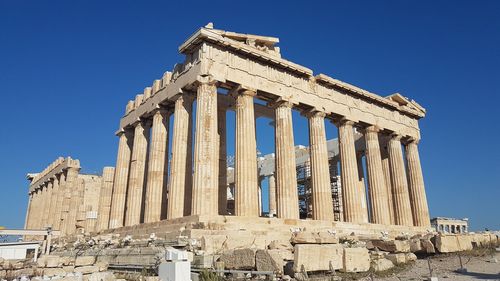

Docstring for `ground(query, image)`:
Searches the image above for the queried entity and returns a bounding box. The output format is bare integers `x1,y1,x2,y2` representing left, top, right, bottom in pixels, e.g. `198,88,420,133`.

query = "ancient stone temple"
25,25,431,239
100,24,430,235
24,157,115,235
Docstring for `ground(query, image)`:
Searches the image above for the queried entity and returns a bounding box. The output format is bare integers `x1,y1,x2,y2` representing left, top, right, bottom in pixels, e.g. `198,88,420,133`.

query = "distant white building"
0,241,40,261
431,217,469,234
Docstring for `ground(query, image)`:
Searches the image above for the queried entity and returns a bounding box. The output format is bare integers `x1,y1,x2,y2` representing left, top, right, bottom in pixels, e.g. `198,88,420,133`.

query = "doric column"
109,130,133,229
388,134,413,226
356,153,369,222
379,136,395,224
364,126,391,225
268,174,276,217
307,111,334,221
192,79,218,216
63,167,80,234
43,182,53,227
33,189,43,229
234,88,259,217
53,173,65,230
405,139,430,227
144,109,170,223
96,167,115,231
337,119,365,223
274,101,299,219
167,94,193,219
125,120,151,226
47,177,60,227
218,105,228,215
24,193,33,229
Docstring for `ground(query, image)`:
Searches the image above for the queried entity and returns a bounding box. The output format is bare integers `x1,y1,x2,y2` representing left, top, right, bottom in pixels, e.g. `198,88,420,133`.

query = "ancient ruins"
13,25,498,280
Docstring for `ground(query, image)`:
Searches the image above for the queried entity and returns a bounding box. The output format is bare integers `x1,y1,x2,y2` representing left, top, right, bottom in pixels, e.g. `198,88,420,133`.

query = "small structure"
431,217,468,234
0,241,40,261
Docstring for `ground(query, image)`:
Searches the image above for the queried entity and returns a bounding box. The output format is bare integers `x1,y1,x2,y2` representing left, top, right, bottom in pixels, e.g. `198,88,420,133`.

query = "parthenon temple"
25,24,431,238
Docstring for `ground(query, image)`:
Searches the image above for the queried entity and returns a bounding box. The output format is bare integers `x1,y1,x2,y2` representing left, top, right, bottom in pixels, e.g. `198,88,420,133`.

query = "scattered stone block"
45,255,63,268
371,258,394,272
268,240,293,250
372,240,410,253
342,247,370,273
219,248,256,270
456,235,473,251
434,235,459,253
421,239,436,254
292,231,339,244
43,268,67,277
74,265,99,274
410,238,422,252
405,253,417,262
255,250,284,273
75,256,96,267
386,253,406,265
85,271,115,281
200,235,227,255
293,244,343,272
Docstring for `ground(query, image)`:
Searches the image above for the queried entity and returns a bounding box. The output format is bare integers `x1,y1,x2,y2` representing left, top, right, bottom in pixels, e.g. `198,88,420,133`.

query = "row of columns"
25,167,81,234
106,79,430,229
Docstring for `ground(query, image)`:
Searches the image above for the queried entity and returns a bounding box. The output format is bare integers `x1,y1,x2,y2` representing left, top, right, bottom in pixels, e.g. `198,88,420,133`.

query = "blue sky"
0,1,498,231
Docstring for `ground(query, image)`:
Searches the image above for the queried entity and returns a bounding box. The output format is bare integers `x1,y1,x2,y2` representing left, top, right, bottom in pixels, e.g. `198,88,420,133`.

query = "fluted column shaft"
167,95,193,219
405,139,430,227
35,189,44,229
307,111,334,221
364,126,391,225
42,182,53,227
338,119,365,223
144,110,170,223
274,101,299,219
380,137,395,224
48,178,60,227
192,81,218,216
356,154,369,222
96,167,115,231
63,167,80,234
268,174,277,217
53,174,65,230
24,193,33,229
235,90,259,217
125,120,150,226
109,130,133,228
388,134,413,226
218,106,228,215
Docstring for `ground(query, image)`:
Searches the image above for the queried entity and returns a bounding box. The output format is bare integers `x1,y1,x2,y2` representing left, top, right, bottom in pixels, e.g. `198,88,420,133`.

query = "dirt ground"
375,248,500,281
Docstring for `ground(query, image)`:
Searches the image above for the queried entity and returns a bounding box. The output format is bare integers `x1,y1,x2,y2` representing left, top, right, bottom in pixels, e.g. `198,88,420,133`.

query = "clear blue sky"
1,1,498,231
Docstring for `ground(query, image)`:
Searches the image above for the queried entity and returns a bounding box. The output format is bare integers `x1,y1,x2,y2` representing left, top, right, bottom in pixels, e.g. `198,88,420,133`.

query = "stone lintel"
29,157,81,193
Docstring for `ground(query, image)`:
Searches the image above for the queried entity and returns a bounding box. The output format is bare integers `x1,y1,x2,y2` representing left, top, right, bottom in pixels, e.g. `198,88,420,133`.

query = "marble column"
53,173,65,230
109,130,133,229
218,105,228,215
405,139,430,227
47,177,60,227
268,174,276,217
96,167,115,231
364,126,391,225
63,167,80,234
43,182,53,227
307,111,334,221
24,193,33,229
125,120,150,226
388,134,413,226
167,94,193,219
34,188,43,229
144,109,170,223
337,119,365,223
356,153,369,222
380,136,395,225
235,89,259,217
192,80,218,216
274,101,299,219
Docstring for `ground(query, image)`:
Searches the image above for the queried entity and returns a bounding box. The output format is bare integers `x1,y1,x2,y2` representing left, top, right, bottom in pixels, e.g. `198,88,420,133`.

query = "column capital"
403,137,420,145
152,107,171,117
269,98,295,109
230,85,257,97
389,132,403,141
302,108,326,119
363,125,382,134
332,117,355,127
194,75,218,87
